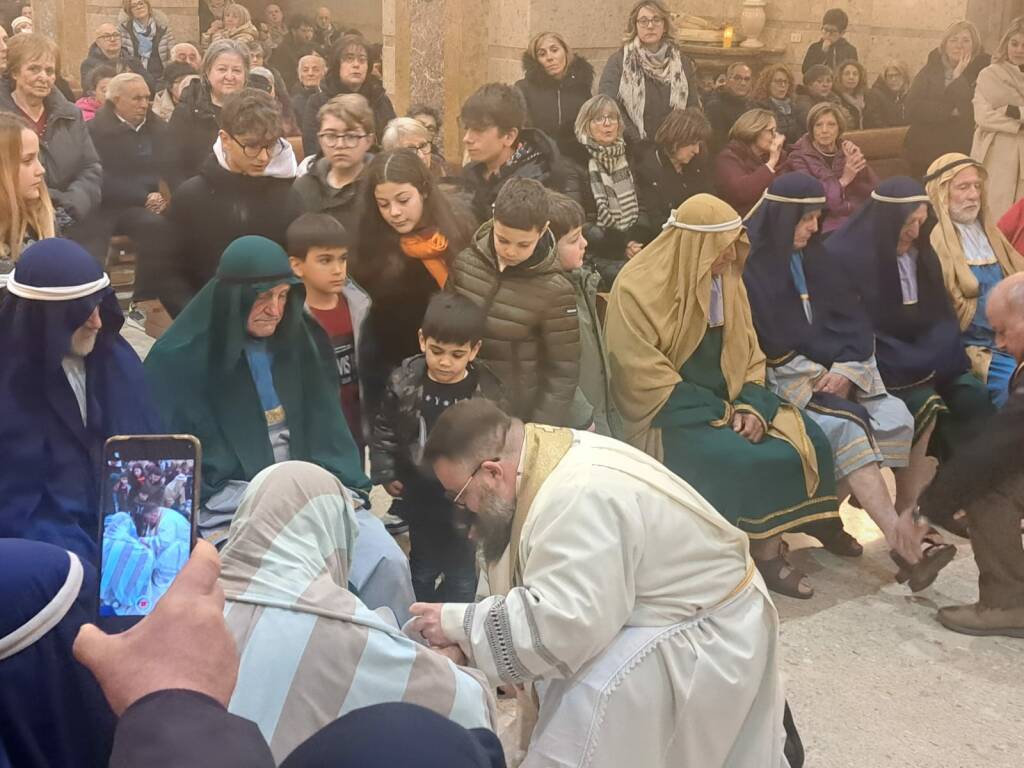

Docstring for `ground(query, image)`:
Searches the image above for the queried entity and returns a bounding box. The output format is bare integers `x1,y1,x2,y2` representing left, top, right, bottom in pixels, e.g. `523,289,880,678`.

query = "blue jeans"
408,517,477,603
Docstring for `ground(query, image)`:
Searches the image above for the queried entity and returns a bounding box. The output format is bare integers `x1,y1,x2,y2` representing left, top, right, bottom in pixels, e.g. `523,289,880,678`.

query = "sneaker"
381,512,409,536
937,603,1024,638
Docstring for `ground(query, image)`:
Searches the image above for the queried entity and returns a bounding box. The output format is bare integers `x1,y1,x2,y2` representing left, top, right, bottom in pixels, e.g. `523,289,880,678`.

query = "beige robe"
441,430,788,768
972,61,1024,220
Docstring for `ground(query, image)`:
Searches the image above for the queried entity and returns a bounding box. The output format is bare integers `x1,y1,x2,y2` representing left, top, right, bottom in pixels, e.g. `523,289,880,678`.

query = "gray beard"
475,491,516,564
949,204,980,225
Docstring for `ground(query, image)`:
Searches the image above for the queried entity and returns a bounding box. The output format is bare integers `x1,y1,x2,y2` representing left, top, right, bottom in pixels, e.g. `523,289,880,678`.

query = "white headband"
664,214,743,233
5,273,110,301
870,191,930,204
763,193,827,204
0,551,83,661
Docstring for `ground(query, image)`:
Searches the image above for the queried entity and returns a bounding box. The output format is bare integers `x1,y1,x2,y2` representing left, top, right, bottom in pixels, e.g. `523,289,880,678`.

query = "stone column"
385,0,490,161
34,0,89,85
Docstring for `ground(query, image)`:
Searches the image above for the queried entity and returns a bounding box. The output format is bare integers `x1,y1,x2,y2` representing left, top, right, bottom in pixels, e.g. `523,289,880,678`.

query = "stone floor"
779,507,1024,767
374,488,1024,766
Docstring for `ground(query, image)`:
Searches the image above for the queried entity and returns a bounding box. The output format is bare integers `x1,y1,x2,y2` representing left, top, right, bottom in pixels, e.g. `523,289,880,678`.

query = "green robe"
653,327,838,539
893,372,994,461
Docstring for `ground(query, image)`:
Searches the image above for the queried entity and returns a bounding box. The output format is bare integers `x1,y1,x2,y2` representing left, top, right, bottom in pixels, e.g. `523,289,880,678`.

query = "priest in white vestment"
409,399,794,768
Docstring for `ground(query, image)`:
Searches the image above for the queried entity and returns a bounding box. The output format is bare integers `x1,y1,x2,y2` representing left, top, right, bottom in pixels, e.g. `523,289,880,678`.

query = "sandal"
757,550,815,600
890,533,957,592
819,528,864,558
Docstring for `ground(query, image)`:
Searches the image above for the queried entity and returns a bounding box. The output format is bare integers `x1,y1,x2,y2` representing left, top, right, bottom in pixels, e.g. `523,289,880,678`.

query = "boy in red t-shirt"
287,213,370,455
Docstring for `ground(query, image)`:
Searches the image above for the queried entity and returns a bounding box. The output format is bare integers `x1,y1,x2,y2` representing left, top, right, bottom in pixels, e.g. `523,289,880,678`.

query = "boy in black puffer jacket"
371,292,506,602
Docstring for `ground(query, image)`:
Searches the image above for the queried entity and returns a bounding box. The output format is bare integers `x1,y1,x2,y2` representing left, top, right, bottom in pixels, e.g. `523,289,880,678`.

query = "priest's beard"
950,200,981,225
474,490,516,564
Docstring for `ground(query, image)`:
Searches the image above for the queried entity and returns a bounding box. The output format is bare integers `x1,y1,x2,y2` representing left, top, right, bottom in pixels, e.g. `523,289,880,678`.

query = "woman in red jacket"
713,108,786,216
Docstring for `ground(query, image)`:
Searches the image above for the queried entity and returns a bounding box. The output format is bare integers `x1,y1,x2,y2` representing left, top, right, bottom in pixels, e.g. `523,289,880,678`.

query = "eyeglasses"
636,16,665,28
317,131,369,148
446,457,499,509
731,74,752,82
227,131,285,159
342,54,368,65
97,33,121,41
407,140,432,156
822,25,840,34
590,114,619,126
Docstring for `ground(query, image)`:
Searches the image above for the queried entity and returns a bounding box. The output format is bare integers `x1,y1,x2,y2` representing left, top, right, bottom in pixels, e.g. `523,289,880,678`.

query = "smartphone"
98,435,201,623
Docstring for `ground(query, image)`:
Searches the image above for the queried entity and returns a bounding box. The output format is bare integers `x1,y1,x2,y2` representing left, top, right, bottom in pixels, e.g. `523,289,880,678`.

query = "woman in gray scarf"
597,0,699,143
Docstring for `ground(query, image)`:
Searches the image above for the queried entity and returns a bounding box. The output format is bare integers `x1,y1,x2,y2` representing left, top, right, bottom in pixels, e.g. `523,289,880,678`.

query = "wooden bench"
845,126,911,180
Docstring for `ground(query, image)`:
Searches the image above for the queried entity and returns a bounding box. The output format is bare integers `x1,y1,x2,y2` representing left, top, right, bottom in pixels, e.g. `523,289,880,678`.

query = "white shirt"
708,275,725,327
61,355,87,425
897,248,919,305
954,219,998,266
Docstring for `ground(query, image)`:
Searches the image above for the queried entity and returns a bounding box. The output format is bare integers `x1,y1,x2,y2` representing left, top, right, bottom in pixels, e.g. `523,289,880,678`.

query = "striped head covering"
220,462,496,763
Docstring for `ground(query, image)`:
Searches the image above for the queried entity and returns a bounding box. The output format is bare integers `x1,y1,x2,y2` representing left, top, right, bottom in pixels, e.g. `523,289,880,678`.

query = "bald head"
171,42,201,70
987,272,1024,363
95,23,122,57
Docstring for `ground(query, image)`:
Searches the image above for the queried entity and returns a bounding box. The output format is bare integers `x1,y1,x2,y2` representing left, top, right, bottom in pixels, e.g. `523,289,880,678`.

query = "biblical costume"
438,427,790,768
222,462,496,764
925,153,1024,406
604,194,838,540
826,177,994,459
744,173,916,480
0,239,160,563
145,237,414,622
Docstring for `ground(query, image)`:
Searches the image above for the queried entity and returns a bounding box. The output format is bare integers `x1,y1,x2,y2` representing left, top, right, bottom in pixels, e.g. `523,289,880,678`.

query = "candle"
723,25,734,48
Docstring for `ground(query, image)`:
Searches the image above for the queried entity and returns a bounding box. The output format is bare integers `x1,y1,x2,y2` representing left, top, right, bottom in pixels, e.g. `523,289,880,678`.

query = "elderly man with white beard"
925,153,1024,407
409,398,799,768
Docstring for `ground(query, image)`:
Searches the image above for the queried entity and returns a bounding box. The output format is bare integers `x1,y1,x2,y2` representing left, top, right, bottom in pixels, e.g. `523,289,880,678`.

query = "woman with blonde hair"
972,16,1024,219
905,20,989,176
865,58,911,128
713,107,786,217
202,2,260,48
0,113,55,287
753,63,799,144
598,0,698,143
118,0,176,79
516,31,594,163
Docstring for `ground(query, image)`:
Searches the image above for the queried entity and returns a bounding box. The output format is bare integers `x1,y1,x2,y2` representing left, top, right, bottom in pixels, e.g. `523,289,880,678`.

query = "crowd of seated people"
3,3,1024,768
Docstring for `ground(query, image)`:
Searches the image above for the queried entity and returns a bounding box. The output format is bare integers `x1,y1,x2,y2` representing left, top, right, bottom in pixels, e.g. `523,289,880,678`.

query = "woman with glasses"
168,39,249,181
118,0,176,80
713,108,787,217
571,94,643,289
598,1,698,144
381,116,452,179
801,7,858,74
201,3,259,49
516,31,594,165
753,64,800,145
353,148,477,411
864,59,911,129
301,33,396,159
160,88,299,317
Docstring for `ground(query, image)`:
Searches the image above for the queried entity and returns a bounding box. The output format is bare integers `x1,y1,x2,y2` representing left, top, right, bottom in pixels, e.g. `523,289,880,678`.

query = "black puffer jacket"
167,79,221,185
704,90,752,153
291,156,365,238
863,78,907,129
448,221,580,425
79,43,152,92
160,154,301,316
516,53,594,165
462,127,583,222
904,48,990,177
301,74,397,158
0,80,102,224
370,355,507,486
632,141,714,242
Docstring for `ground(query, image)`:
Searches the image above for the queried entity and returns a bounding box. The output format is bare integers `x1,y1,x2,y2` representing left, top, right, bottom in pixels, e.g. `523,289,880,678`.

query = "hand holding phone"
75,540,239,715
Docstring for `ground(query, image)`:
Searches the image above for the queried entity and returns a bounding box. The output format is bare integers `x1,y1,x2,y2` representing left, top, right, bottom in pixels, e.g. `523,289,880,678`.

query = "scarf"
578,134,640,230
925,152,1024,378
133,18,155,63
604,195,820,495
399,229,450,288
770,96,793,115
618,38,689,140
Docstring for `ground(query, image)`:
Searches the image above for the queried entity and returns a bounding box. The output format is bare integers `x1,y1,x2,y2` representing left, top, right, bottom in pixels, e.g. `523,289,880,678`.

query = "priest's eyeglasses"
448,457,500,508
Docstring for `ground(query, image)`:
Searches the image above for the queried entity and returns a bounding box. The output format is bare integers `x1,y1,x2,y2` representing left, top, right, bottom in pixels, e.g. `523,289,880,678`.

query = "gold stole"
495,424,575,593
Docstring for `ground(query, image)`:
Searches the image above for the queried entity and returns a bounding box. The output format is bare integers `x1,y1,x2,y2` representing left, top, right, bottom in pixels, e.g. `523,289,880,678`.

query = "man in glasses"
159,88,301,317
704,61,754,153
801,7,859,74
79,21,150,92
409,398,794,768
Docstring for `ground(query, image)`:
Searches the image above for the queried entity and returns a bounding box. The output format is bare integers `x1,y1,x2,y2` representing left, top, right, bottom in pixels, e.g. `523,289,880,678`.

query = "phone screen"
99,436,200,618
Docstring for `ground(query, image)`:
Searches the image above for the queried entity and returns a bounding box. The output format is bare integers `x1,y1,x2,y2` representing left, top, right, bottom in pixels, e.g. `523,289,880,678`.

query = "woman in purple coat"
784,102,877,234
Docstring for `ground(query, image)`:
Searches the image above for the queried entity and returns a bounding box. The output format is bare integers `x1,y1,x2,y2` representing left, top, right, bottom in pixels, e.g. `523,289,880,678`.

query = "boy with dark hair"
271,12,317,90
287,213,372,457
371,291,505,601
160,88,300,316
449,177,581,426
460,81,582,221
547,191,621,438
801,8,858,74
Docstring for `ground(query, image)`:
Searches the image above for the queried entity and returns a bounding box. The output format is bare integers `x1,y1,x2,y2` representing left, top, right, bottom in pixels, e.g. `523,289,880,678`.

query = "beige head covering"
925,153,1024,376
605,193,819,494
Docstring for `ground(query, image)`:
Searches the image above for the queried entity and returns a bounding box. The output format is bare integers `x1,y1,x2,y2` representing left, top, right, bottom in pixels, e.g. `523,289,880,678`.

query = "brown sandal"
757,553,815,600
891,536,957,592
819,529,864,558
